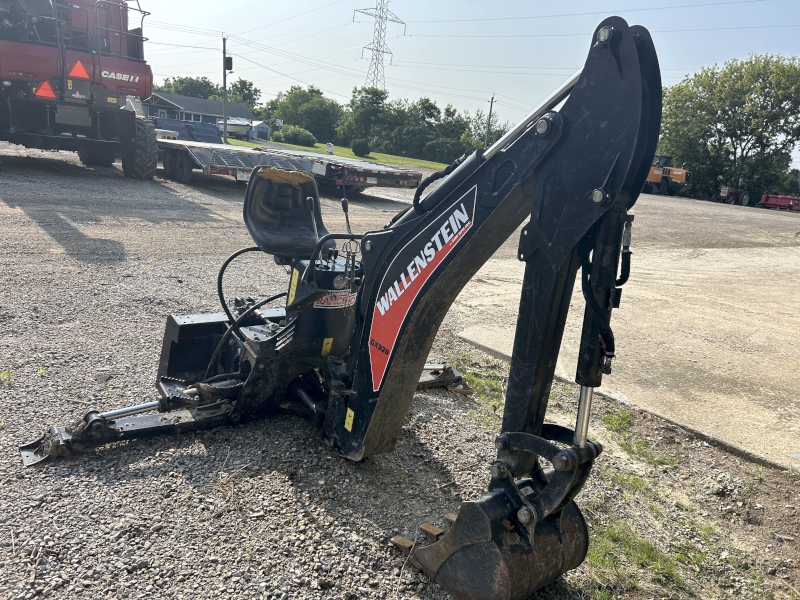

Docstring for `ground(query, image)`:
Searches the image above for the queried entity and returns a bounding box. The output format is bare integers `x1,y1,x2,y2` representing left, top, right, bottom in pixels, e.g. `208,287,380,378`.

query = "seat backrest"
243,167,331,260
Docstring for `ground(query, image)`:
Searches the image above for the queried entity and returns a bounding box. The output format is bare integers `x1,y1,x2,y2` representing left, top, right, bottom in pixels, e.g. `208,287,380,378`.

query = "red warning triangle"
35,81,57,100
68,61,90,79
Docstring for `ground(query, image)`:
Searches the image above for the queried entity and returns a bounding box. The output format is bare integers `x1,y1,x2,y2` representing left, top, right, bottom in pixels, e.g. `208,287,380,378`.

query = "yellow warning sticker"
321,337,333,357
344,408,355,432
288,268,299,304
67,80,73,90
107,97,118,104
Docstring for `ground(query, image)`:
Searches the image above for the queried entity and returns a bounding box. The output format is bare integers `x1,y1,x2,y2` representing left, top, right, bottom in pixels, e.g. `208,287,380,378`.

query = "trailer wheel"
78,151,115,168
162,150,176,179
122,117,158,180
173,151,193,183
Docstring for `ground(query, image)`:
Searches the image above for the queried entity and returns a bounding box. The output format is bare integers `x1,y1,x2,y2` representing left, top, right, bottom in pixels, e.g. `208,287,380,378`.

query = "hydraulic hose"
217,247,262,324
202,292,287,382
580,250,616,360
411,148,476,215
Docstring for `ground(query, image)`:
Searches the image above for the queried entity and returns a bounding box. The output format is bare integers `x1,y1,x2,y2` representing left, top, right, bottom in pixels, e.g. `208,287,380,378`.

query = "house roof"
147,92,255,120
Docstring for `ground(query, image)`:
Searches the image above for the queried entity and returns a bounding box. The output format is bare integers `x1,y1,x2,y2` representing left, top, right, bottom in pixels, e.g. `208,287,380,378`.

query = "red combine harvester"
758,193,800,211
0,0,157,178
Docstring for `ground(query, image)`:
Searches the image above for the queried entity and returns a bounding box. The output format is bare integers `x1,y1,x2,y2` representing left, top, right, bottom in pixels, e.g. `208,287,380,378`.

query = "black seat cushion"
243,167,331,260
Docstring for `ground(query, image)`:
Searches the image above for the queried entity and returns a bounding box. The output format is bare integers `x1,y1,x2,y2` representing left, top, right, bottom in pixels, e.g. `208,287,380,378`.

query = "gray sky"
145,0,800,164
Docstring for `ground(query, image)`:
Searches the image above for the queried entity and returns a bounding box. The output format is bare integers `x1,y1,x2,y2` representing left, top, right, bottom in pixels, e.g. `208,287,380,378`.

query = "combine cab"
0,0,157,178
643,154,691,195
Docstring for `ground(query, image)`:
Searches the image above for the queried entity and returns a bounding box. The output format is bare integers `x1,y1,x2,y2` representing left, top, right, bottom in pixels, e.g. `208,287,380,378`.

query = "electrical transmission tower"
355,0,405,90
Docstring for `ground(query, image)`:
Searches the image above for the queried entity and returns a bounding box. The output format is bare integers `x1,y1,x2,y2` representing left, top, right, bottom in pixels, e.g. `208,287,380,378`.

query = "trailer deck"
155,130,423,191
255,145,423,192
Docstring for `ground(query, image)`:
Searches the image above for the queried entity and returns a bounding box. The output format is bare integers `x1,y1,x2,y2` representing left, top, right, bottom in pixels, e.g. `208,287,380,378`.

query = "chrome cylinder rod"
101,401,160,421
483,70,581,161
573,386,594,448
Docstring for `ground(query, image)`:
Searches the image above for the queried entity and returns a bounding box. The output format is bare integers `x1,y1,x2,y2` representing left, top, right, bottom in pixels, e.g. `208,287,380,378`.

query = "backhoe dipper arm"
325,18,661,465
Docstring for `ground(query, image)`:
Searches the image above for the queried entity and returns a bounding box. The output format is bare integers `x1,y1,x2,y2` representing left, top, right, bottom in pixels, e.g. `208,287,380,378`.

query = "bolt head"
517,507,534,526
490,462,508,480
597,27,613,44
534,118,549,135
363,240,373,253
592,189,606,204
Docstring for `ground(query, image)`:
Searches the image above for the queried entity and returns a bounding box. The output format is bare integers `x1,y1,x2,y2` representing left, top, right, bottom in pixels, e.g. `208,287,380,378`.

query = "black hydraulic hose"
202,292,287,381
580,251,616,359
217,247,262,324
412,148,476,215
616,250,631,286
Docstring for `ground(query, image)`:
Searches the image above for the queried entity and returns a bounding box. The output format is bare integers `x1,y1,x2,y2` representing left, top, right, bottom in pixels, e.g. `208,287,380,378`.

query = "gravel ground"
0,146,797,600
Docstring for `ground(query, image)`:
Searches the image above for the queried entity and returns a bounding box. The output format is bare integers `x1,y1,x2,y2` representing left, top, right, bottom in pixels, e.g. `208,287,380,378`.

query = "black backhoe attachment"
20,17,661,600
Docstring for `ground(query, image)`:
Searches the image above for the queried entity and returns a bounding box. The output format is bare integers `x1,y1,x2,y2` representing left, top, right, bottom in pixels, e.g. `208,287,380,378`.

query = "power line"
355,0,405,89
405,23,800,39
393,60,697,72
403,0,768,23
237,0,345,36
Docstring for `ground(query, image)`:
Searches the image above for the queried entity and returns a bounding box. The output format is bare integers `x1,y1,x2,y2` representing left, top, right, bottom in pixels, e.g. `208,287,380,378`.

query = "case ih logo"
368,186,477,391
101,71,140,83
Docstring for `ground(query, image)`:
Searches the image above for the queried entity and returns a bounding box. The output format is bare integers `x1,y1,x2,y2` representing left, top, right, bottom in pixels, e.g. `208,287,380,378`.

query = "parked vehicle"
217,116,250,139
0,0,157,179
643,154,692,195
711,186,751,206
758,193,800,211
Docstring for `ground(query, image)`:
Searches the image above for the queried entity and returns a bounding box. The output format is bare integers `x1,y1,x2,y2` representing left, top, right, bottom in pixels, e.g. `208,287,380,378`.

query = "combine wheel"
122,117,158,180
78,151,115,168
162,150,176,179
173,151,194,183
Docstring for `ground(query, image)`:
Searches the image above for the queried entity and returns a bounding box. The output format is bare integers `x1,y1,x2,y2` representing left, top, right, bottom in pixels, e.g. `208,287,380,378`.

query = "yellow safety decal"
321,337,333,357
344,408,355,432
107,97,118,104
67,80,73,90
288,268,299,304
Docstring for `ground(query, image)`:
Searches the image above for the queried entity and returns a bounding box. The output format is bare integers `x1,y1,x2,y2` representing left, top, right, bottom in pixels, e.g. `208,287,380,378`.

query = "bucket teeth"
443,513,458,524
419,523,444,542
389,536,414,555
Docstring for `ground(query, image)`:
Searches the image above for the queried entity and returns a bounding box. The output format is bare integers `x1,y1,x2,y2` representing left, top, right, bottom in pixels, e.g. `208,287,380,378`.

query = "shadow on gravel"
0,157,236,265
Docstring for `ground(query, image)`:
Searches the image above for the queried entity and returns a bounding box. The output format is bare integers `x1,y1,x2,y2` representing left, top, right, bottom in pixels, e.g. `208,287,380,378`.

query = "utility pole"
484,94,495,148
355,0,405,90
222,36,228,144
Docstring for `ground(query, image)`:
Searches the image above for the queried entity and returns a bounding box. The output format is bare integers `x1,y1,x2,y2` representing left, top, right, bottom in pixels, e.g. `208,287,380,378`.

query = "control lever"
341,197,352,234
306,196,320,243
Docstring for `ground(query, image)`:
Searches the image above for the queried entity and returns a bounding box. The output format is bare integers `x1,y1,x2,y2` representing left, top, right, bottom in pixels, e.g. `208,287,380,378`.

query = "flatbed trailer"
156,136,312,184
255,146,423,192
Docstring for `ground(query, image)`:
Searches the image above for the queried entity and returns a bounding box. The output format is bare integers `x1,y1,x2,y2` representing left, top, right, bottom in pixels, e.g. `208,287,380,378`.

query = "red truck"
0,0,157,178
758,193,800,211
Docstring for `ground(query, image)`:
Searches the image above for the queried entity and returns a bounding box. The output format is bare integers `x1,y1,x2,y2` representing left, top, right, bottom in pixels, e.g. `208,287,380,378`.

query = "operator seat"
243,166,332,261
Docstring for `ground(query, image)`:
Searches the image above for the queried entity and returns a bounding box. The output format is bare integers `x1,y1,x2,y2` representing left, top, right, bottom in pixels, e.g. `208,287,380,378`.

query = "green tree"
154,76,220,99
229,79,261,112
659,55,800,198
337,87,390,144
